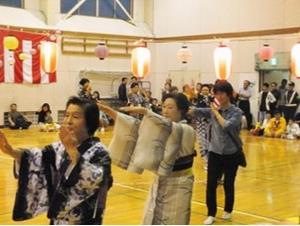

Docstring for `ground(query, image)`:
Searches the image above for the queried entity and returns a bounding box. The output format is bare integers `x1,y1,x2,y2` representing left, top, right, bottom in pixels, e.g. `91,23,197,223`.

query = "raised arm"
97,101,118,120
210,104,242,131
0,130,23,162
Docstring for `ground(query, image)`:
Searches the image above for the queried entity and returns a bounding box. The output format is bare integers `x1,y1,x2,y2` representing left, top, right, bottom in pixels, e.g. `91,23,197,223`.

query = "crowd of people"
117,77,300,140
0,75,299,225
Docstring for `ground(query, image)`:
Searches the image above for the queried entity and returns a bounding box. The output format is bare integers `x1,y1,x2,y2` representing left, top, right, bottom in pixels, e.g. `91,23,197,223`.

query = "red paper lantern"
95,42,109,60
177,45,192,63
291,42,300,79
40,41,57,73
131,46,151,79
259,44,274,62
214,43,232,80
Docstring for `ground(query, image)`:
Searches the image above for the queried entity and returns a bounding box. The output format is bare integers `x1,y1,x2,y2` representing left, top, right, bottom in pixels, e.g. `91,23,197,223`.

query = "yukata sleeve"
12,145,56,221
47,145,111,220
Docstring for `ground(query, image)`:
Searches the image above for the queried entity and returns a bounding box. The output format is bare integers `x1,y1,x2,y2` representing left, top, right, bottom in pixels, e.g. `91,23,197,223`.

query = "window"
99,0,114,18
0,0,23,8
79,0,96,16
61,0,78,14
60,0,132,20
115,0,131,20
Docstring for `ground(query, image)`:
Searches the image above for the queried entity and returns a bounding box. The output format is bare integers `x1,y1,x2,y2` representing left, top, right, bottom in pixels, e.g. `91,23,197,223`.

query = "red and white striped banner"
0,29,56,84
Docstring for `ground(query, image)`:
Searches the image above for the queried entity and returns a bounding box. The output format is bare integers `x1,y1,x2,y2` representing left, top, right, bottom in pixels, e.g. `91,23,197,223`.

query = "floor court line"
114,182,281,223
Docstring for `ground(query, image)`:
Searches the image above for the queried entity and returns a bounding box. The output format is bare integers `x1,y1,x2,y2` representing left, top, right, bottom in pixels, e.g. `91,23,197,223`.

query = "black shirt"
260,92,268,111
118,84,128,102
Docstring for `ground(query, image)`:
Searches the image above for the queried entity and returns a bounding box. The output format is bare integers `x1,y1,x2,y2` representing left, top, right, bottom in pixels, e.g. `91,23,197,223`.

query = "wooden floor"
0,127,299,225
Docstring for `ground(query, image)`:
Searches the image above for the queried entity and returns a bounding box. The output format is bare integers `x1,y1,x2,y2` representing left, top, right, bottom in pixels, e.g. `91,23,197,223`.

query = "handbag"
226,131,247,168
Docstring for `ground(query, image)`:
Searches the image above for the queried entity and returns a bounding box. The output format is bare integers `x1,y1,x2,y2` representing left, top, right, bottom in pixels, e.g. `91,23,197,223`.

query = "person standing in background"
78,78,93,100
283,81,299,122
258,83,276,123
118,77,128,105
278,79,288,115
238,80,252,130
128,82,146,107
270,82,281,115
162,82,172,100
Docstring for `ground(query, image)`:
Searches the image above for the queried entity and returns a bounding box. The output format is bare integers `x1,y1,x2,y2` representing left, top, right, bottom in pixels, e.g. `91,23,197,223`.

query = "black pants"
206,152,239,217
238,100,252,130
283,106,298,122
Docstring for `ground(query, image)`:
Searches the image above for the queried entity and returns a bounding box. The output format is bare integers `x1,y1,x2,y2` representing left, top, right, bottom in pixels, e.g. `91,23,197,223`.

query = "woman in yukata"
98,92,196,225
0,96,113,225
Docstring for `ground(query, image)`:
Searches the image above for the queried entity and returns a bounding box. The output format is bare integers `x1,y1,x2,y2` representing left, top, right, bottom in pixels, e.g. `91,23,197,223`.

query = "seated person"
250,112,272,136
264,111,286,138
0,96,113,224
37,103,59,132
282,119,300,140
294,112,300,126
8,104,32,130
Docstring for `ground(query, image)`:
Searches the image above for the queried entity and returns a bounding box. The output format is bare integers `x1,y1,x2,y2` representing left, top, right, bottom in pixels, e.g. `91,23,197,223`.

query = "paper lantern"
3,36,19,50
291,42,300,78
259,44,274,62
177,45,192,63
40,41,57,73
131,46,151,79
19,53,29,61
95,42,109,60
214,43,232,80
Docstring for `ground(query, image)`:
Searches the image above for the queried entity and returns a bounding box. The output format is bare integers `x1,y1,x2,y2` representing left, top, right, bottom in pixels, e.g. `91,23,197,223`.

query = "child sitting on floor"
282,119,300,140
250,112,272,136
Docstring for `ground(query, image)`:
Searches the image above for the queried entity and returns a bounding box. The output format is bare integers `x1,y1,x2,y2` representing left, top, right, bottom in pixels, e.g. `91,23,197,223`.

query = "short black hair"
213,80,234,97
274,110,281,116
66,96,99,136
93,91,100,100
201,84,210,90
281,79,287,84
263,83,269,88
271,82,278,86
121,77,128,82
131,76,137,80
130,82,139,89
10,103,17,107
162,93,190,119
79,78,90,86
288,81,295,87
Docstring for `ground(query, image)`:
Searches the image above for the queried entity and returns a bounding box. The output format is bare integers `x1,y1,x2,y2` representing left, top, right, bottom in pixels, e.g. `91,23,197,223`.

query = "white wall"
152,0,300,36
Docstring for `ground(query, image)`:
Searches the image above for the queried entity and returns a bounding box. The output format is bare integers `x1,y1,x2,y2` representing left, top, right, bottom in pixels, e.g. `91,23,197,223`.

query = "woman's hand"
119,106,148,115
0,130,22,162
59,126,79,164
0,130,14,156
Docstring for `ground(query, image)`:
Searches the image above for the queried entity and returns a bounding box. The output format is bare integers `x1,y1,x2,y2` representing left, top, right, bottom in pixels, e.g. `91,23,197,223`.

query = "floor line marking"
114,182,281,223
